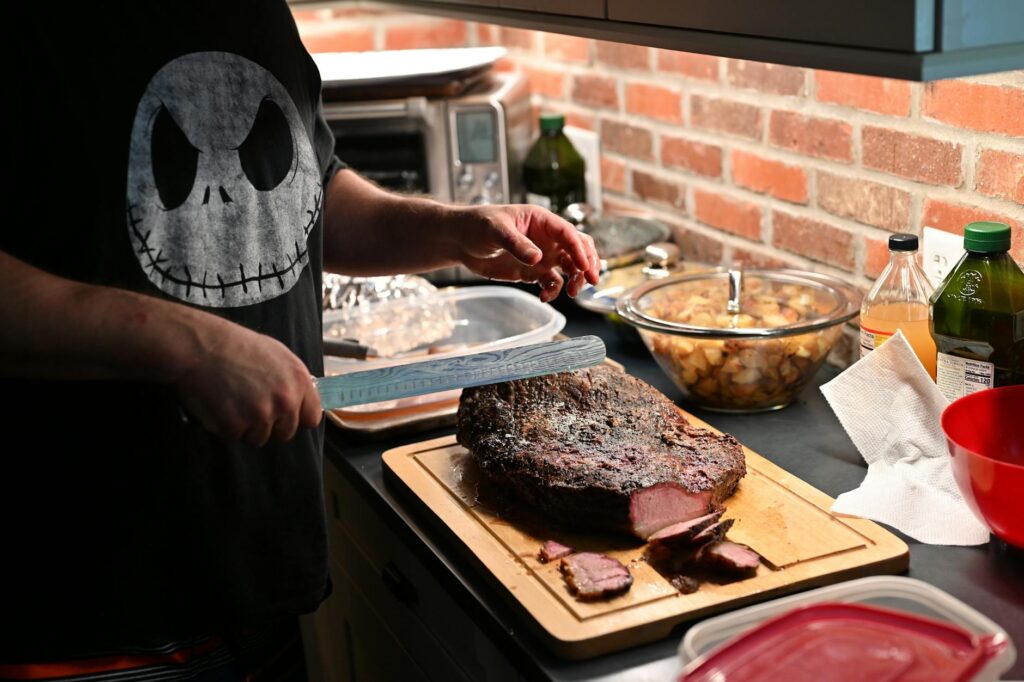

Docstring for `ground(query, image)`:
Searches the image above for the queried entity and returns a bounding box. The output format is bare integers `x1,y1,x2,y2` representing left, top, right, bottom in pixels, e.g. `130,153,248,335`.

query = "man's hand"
450,204,601,302
172,322,322,447
0,251,321,447
324,170,600,301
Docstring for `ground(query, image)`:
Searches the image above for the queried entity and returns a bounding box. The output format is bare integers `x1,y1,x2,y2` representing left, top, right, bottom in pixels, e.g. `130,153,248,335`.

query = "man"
1,2,597,678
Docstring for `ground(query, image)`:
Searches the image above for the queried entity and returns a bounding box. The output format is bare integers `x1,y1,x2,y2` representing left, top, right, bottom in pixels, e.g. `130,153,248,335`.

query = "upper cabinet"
607,0,934,53
500,0,603,20
331,0,1024,80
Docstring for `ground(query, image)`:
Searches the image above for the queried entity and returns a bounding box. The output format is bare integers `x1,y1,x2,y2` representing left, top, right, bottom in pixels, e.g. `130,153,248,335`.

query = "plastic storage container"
679,576,1015,681
323,285,565,435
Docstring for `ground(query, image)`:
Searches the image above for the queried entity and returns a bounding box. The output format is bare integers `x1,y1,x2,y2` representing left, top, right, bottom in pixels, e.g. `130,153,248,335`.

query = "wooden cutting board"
382,412,909,660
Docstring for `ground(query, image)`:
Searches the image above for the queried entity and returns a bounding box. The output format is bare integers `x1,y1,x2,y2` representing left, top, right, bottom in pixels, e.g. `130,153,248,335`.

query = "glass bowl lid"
615,268,862,339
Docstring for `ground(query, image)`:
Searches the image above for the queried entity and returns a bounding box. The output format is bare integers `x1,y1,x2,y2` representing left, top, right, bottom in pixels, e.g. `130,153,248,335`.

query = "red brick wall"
294,6,1024,362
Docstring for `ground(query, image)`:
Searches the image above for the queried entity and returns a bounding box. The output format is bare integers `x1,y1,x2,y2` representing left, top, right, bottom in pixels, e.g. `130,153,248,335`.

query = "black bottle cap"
889,233,919,251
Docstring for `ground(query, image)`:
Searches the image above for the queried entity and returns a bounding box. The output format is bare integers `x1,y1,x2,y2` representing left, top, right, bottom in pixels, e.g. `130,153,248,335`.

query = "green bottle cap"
963,221,1011,253
539,113,565,133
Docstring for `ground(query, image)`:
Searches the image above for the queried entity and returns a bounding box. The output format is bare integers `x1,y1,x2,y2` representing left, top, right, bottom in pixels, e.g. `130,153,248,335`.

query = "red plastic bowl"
941,385,1024,548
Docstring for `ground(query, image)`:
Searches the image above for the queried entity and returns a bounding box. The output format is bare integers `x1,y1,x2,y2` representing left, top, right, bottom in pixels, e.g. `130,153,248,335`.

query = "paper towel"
820,331,990,546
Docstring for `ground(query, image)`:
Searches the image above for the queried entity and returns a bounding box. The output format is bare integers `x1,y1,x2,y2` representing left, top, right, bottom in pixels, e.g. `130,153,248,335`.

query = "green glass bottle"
522,113,586,215
930,221,1024,402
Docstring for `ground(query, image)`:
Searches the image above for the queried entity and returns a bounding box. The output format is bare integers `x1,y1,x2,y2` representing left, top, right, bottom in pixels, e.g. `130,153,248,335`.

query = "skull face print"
126,52,320,308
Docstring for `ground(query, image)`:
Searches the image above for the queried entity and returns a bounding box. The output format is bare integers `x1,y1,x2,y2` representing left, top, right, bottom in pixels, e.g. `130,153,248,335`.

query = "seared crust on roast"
457,365,746,537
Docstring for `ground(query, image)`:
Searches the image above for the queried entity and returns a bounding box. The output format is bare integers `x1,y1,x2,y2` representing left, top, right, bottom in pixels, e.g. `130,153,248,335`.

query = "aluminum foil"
322,274,456,358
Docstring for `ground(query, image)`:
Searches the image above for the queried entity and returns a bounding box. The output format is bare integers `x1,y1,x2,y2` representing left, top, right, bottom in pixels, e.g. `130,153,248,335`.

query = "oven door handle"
321,99,429,121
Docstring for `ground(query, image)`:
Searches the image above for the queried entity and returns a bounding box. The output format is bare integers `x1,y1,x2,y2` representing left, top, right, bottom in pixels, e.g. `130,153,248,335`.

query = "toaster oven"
321,72,531,208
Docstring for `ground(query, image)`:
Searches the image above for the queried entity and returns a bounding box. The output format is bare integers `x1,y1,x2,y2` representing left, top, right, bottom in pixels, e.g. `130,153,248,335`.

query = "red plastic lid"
681,602,1006,682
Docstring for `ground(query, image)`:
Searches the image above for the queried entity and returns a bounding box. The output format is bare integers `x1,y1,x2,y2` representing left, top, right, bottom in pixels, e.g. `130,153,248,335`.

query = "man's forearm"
322,168,466,275
0,251,219,381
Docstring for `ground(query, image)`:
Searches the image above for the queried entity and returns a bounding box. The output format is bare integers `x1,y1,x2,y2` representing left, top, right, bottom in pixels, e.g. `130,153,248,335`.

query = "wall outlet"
922,227,964,288
564,125,602,213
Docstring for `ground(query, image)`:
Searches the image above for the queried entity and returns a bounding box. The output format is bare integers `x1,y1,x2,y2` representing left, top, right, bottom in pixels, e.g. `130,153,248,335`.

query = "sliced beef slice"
647,510,724,545
538,540,573,564
560,552,633,601
697,541,761,575
458,366,746,539
691,518,734,546
630,483,714,539
669,574,700,595
647,518,736,573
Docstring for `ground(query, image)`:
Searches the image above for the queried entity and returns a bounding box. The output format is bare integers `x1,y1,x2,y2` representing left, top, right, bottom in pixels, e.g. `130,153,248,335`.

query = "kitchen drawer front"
324,556,433,681
607,0,935,52
412,0,500,6
499,0,604,19
324,461,527,682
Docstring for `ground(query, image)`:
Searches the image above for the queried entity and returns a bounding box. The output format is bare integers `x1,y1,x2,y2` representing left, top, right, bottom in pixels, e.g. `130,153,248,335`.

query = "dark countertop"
324,294,1024,681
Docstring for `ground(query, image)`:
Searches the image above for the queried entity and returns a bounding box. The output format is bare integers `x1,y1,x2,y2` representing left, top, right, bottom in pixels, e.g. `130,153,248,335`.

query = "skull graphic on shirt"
126,51,320,308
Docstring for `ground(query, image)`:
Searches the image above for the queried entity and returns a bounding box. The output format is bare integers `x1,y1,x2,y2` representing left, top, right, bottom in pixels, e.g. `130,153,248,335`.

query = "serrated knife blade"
315,335,606,410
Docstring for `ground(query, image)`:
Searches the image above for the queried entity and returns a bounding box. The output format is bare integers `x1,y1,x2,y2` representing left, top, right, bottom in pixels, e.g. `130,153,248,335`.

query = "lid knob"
727,269,743,314
642,242,681,280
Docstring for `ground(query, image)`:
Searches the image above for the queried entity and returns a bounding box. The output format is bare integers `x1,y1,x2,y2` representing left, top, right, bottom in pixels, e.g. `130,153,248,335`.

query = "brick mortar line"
965,140,979,191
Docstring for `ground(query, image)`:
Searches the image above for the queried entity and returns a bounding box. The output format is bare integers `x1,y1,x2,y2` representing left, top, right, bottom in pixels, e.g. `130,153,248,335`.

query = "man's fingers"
538,270,564,303
243,420,274,448
493,220,543,265
567,270,585,298
554,220,594,276
272,409,300,442
299,380,323,429
580,232,601,284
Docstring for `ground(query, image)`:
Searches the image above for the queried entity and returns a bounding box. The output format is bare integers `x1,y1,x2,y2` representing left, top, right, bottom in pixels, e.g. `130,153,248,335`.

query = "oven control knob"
457,168,474,189
483,171,500,189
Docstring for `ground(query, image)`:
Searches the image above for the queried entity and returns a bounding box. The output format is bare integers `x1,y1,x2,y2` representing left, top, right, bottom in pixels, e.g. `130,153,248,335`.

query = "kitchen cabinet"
415,0,500,7
309,450,528,682
499,0,604,20
308,0,1024,80
309,295,1024,681
607,0,932,53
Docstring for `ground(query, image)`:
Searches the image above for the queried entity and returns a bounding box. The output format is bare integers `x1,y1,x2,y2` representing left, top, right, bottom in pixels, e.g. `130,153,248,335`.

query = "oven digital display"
456,110,497,164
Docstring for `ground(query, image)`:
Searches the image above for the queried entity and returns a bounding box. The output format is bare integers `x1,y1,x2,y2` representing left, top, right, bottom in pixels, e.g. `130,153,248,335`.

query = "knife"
315,335,606,410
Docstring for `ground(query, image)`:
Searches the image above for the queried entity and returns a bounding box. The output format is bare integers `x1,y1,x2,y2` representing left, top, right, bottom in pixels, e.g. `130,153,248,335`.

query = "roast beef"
669,574,700,594
647,510,724,545
538,540,574,564
457,366,746,539
697,541,761,575
559,552,633,600
647,518,735,573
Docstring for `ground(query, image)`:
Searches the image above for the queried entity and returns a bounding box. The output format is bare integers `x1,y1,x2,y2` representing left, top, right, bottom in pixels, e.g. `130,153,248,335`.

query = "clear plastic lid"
323,285,566,376
617,269,862,339
679,576,1015,682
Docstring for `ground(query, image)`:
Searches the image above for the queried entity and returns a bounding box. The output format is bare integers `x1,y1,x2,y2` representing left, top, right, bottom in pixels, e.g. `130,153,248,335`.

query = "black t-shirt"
2,1,341,656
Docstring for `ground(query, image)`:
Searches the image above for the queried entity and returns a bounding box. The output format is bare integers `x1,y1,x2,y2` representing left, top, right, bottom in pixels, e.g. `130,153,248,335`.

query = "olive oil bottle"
522,113,586,215
930,221,1024,401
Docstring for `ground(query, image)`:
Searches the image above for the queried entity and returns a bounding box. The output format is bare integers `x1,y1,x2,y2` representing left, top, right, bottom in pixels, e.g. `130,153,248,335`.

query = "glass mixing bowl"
616,269,862,413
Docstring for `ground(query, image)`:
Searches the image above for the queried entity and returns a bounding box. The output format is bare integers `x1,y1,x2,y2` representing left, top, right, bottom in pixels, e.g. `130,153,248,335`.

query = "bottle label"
526,192,552,211
859,326,893,358
936,352,995,402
